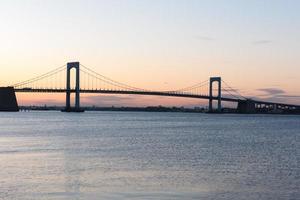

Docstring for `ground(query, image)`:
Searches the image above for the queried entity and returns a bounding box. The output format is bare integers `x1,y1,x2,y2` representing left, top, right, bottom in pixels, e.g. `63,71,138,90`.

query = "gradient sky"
0,0,299,107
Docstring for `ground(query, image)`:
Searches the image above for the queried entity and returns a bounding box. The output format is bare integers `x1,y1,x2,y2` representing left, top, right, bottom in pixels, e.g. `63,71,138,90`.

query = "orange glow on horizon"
16,93,210,108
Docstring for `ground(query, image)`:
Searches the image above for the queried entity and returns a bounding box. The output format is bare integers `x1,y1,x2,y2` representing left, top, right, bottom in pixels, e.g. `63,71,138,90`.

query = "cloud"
83,95,134,102
276,94,300,98
18,96,65,106
222,88,244,100
223,88,241,93
253,40,272,45
82,95,137,106
254,88,300,104
80,94,207,108
194,35,214,41
257,88,285,96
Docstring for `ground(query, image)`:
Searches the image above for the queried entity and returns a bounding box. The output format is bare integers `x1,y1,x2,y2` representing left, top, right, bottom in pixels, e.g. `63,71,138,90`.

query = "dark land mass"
18,105,300,114
20,105,208,113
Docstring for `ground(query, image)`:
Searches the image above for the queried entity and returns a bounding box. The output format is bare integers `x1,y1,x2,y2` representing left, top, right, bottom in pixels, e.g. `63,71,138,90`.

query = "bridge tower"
209,77,222,113
63,62,84,112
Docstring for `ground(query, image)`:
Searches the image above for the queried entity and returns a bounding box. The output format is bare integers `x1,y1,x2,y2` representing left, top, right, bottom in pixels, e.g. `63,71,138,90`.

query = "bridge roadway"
14,88,300,109
15,88,237,102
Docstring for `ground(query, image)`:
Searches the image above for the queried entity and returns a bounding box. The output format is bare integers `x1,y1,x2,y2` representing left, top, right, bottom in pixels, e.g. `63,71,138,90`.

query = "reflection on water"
0,111,299,200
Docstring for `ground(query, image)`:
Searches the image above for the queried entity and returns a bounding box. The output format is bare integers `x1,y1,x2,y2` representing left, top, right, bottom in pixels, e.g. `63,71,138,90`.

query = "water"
0,111,299,200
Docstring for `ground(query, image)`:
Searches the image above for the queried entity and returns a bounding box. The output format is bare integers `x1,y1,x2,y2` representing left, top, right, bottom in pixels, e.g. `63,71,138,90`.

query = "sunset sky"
0,0,299,107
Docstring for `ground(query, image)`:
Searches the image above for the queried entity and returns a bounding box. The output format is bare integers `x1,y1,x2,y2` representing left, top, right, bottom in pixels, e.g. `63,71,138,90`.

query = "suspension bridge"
1,62,300,113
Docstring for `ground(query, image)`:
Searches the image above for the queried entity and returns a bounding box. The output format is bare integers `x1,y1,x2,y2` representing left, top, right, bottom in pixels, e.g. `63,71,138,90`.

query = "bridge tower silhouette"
63,62,83,112
209,77,221,112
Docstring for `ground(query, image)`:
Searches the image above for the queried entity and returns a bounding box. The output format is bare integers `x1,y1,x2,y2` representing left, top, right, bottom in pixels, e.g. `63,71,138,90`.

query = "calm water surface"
0,111,299,200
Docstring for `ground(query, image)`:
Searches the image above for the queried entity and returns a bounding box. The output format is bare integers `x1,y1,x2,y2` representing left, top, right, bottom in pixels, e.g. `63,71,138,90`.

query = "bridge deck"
14,88,300,109
14,88,239,102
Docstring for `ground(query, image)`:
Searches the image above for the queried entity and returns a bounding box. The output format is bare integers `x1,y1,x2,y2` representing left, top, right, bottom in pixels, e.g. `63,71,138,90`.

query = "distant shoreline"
19,105,209,113
18,105,300,114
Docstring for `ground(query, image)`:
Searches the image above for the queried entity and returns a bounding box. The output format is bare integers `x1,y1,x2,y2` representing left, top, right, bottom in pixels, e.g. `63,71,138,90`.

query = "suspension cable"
80,64,147,91
12,64,66,87
169,79,209,93
221,80,247,100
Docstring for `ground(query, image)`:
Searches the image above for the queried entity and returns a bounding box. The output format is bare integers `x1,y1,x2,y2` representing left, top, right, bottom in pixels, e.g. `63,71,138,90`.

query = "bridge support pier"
62,62,84,112
237,100,256,114
209,77,222,113
0,87,19,112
